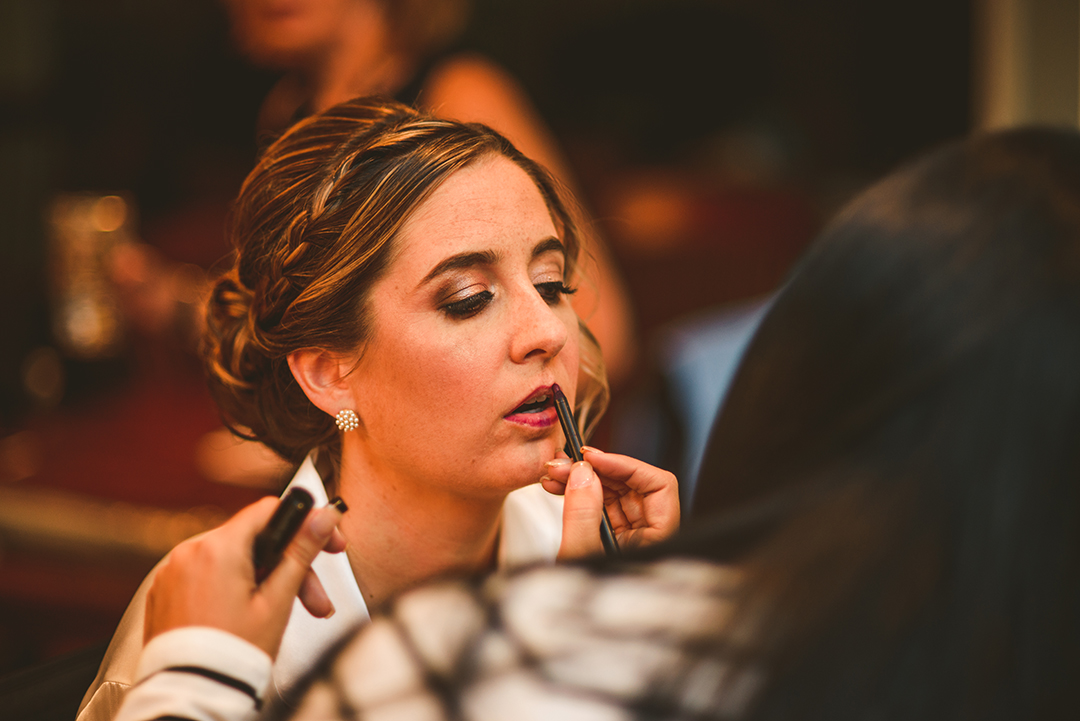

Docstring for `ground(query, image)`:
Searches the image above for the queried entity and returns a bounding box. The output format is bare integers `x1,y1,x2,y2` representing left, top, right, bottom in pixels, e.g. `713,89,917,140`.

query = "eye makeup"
436,264,575,319
440,289,494,318
536,281,577,305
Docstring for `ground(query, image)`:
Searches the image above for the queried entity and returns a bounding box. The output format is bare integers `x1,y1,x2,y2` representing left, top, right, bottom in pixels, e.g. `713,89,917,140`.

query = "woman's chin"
499,447,559,490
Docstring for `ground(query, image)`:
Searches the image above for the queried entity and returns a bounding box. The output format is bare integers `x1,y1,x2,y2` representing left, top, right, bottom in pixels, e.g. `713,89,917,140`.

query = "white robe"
77,453,563,721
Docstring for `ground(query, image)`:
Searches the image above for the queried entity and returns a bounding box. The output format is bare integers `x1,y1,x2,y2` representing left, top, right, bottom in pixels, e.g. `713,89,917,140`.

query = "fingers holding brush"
556,460,606,560
544,448,680,550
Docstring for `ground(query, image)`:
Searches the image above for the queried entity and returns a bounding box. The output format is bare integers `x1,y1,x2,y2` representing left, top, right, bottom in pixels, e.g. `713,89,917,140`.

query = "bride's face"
343,154,581,497
225,0,375,67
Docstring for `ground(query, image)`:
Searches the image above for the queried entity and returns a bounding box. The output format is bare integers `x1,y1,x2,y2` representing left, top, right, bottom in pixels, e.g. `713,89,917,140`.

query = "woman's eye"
536,281,577,305
441,290,494,319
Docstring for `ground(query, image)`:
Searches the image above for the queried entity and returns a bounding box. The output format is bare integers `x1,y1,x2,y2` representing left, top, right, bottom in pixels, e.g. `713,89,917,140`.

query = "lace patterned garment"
268,559,761,721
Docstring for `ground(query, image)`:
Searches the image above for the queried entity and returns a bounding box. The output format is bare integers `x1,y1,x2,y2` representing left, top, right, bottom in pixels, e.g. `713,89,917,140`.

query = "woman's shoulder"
76,562,162,720
419,51,538,130
418,52,567,177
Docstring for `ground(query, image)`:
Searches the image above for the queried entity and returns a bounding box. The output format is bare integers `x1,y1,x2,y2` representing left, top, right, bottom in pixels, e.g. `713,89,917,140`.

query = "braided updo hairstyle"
204,96,608,465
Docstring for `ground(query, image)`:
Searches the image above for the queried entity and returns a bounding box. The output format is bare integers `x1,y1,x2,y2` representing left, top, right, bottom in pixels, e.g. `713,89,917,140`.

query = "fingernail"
568,461,593,489
328,496,348,513
539,475,552,484
309,508,338,539
581,446,604,454
323,604,336,620
545,458,572,468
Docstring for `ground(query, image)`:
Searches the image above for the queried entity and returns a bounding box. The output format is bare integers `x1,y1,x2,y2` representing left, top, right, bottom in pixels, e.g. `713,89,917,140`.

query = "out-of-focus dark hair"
203,96,607,466
684,128,1080,718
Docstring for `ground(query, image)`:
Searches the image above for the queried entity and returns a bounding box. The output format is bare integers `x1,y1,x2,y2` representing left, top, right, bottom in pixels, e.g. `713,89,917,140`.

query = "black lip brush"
551,384,620,557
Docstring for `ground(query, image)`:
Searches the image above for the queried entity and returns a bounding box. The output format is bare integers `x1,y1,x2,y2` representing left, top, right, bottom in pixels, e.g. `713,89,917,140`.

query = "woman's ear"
287,349,355,417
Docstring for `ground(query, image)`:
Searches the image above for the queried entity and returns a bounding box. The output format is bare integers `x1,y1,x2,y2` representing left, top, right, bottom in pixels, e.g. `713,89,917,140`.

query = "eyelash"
442,290,494,319
536,281,577,305
441,282,577,319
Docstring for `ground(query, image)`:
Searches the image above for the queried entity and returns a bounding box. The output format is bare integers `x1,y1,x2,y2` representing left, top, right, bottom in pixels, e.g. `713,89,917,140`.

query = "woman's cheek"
562,321,583,397
408,338,495,425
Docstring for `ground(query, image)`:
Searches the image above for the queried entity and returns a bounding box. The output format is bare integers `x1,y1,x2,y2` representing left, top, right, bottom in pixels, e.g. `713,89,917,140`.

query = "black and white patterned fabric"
271,558,760,721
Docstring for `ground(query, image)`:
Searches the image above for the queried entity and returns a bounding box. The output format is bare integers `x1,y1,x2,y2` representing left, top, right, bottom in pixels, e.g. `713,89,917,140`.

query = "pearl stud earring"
335,409,360,432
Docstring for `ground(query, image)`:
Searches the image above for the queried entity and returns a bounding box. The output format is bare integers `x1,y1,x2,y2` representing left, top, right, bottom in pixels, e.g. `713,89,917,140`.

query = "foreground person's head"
204,97,607,490
686,127,1080,717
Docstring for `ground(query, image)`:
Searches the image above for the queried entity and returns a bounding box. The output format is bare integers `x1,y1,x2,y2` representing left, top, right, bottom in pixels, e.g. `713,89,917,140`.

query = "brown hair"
204,96,608,465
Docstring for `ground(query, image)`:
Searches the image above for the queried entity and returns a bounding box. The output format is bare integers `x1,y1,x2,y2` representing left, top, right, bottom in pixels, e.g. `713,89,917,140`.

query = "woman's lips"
504,387,557,428
504,405,558,428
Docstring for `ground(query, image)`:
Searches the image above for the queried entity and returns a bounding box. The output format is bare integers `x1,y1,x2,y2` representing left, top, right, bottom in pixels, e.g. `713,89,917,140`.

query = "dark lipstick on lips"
506,386,555,426
552,384,620,557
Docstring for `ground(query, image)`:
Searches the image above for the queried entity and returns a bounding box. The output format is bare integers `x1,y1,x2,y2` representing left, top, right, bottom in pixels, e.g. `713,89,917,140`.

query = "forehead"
392,154,559,273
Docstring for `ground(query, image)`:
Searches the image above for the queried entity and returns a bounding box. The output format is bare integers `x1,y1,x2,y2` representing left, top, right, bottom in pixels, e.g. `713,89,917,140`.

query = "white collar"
273,453,367,694
271,452,563,694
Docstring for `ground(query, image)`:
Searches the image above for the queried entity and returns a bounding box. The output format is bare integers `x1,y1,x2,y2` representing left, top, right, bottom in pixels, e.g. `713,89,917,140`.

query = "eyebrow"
420,250,499,286
418,237,566,287
531,236,566,261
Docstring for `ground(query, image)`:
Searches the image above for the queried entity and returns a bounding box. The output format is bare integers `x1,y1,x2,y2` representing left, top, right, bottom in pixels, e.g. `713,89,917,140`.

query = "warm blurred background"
0,0,1076,708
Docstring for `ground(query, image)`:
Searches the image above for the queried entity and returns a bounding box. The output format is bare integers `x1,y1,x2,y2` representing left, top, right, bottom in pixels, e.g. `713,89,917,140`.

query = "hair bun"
204,271,261,393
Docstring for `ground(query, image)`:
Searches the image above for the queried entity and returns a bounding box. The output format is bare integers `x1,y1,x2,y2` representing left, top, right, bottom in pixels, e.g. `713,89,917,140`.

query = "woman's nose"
509,287,569,364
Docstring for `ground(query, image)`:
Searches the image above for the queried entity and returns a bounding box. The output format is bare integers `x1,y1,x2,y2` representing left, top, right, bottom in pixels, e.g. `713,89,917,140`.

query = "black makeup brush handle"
599,510,620,557
554,385,620,558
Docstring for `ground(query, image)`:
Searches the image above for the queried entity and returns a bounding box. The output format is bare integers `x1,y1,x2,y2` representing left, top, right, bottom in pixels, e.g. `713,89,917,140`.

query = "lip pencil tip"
551,383,563,398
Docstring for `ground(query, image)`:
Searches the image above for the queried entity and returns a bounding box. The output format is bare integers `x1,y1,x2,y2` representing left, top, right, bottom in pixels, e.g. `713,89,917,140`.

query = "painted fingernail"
581,446,604,454
545,458,572,468
328,497,348,513
568,461,593,489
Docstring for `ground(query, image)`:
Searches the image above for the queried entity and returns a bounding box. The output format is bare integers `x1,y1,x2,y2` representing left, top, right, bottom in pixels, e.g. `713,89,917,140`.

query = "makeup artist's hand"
542,448,680,559
143,497,347,657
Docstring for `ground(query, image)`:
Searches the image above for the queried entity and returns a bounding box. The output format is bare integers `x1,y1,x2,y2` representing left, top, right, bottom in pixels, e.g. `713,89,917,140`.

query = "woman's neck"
300,2,413,115
334,454,504,609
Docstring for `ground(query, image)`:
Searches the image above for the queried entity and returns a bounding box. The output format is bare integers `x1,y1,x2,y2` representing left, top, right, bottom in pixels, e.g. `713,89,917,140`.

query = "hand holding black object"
552,384,620,557
542,435,681,558
253,488,314,583
143,496,346,658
